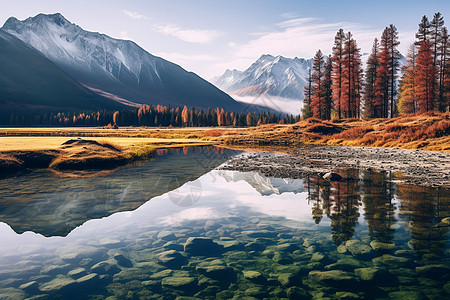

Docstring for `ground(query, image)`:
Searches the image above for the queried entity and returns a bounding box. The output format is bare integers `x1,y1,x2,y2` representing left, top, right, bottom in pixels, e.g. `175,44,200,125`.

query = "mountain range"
0,28,125,119
1,13,248,116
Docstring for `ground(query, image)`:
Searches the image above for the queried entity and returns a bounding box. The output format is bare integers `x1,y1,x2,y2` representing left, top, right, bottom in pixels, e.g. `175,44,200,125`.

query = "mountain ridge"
2,13,245,111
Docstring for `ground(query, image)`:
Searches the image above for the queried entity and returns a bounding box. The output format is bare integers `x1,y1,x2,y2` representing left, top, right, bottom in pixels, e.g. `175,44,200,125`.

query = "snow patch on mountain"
214,54,313,100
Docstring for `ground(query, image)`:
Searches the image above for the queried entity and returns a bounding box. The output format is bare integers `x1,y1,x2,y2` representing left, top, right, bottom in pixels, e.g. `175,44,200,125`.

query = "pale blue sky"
1,0,449,78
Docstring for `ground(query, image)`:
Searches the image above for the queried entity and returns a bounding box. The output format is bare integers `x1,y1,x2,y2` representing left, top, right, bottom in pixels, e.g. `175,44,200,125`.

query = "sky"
0,0,449,79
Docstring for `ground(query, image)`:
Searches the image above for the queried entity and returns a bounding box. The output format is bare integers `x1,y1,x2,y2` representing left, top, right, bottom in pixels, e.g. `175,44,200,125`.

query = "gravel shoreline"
219,145,450,189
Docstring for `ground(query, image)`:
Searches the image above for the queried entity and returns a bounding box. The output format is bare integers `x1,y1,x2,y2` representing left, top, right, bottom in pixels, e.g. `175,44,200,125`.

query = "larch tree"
363,38,380,118
322,55,333,120
388,24,401,117
181,105,189,126
331,29,346,119
302,67,314,119
441,27,450,111
341,32,363,118
430,12,444,66
416,40,438,112
416,15,431,45
398,44,417,114
310,50,325,119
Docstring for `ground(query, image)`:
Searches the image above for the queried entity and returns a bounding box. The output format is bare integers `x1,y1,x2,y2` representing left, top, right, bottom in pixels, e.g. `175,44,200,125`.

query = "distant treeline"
5,105,300,127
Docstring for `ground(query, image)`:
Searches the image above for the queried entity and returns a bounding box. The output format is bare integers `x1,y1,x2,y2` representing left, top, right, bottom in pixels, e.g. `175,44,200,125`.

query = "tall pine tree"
341,32,362,118
363,38,380,118
302,68,313,119
311,50,325,119
331,29,346,119
416,41,438,112
398,44,417,114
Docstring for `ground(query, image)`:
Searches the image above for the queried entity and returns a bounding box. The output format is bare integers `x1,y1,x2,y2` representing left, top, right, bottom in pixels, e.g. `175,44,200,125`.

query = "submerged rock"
354,267,387,282
372,254,410,268
113,253,133,268
243,270,266,284
287,286,311,300
345,240,373,258
184,237,222,256
157,250,187,269
308,270,357,286
370,241,395,252
161,276,198,290
196,265,237,283
39,276,77,293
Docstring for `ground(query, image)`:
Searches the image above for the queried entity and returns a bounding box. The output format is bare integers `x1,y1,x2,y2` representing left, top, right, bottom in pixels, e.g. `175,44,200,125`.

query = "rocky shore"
220,145,450,188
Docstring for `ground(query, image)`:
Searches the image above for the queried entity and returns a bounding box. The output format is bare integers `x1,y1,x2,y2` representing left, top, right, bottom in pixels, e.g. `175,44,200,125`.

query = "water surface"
0,147,449,299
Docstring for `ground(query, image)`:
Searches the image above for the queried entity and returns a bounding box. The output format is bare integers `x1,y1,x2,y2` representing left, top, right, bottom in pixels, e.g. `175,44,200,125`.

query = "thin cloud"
154,24,222,44
123,9,149,20
222,18,392,73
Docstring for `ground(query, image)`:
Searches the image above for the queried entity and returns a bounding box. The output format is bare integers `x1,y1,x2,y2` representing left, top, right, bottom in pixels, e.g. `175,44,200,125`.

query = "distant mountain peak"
213,54,313,100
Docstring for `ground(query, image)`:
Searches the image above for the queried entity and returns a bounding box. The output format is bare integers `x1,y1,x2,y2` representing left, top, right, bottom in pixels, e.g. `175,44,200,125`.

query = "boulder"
39,276,77,293
287,286,311,300
161,276,197,290
309,270,357,287
354,267,387,282
196,265,236,283
243,270,266,284
345,240,373,258
156,250,187,269
370,241,395,252
184,237,222,256
113,253,133,268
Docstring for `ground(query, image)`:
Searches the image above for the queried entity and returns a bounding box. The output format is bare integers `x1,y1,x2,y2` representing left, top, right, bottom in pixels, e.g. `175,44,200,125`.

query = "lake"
0,146,449,299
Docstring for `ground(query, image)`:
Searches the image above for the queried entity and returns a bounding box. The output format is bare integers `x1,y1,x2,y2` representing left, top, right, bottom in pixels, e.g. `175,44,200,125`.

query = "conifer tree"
388,24,401,117
416,15,431,45
332,29,346,118
311,50,325,119
430,12,444,66
416,41,438,112
363,39,380,118
398,44,417,114
341,32,362,118
322,55,333,120
302,68,313,119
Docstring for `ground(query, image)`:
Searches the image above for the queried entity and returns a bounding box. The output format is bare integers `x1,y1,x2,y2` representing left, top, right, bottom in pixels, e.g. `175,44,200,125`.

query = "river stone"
372,255,410,268
245,286,268,298
241,230,278,238
243,271,266,284
218,240,244,251
150,269,172,279
277,243,297,252
354,267,386,282
308,270,357,286
157,250,187,269
273,252,293,264
76,273,100,285
161,276,197,290
370,241,395,252
286,286,311,300
337,244,348,254
416,264,450,277
278,273,299,287
141,280,161,292
41,264,71,276
90,260,120,275
39,276,77,292
157,231,177,241
67,268,88,279
184,237,222,256
113,253,133,268
196,265,236,283
443,282,450,294
323,172,342,181
163,241,184,251
335,291,361,299
19,281,39,293
345,240,372,258
388,291,424,299
58,245,107,263
311,252,325,262
0,288,26,300
325,258,364,271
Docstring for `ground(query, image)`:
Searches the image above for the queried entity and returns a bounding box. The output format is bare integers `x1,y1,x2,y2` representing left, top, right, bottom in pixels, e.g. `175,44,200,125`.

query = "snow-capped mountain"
2,13,241,110
0,28,124,121
217,170,304,196
214,54,313,100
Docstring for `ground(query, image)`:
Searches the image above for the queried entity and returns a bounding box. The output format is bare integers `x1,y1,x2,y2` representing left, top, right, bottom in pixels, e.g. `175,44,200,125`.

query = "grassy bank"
210,112,450,152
